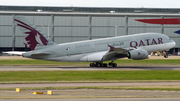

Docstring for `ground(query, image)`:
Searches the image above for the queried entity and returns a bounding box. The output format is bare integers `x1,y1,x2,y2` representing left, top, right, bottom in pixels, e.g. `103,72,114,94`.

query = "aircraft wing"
102,45,134,60
3,51,27,56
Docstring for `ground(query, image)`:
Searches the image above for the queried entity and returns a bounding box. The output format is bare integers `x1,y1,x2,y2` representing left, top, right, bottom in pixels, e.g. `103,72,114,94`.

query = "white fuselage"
23,33,176,62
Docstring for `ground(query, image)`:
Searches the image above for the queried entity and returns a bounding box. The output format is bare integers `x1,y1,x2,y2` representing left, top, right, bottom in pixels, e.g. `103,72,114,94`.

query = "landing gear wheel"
108,62,117,67
90,63,94,67
163,51,168,58
89,62,108,67
164,51,168,58
103,63,107,67
112,63,117,67
90,62,115,67
164,54,168,58
96,63,102,67
108,63,112,66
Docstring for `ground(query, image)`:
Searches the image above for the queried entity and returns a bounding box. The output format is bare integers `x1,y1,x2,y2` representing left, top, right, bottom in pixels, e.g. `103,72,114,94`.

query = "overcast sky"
1,0,180,8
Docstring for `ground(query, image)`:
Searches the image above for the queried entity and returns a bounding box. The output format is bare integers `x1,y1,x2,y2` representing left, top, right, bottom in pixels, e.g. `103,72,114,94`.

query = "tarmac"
1,89,180,99
1,98,180,101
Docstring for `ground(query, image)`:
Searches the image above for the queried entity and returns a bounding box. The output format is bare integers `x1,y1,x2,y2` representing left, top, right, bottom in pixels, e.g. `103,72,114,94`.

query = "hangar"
0,6,180,55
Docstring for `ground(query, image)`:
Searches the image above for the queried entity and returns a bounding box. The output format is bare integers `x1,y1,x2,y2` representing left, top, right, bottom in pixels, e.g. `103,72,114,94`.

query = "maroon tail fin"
14,16,55,50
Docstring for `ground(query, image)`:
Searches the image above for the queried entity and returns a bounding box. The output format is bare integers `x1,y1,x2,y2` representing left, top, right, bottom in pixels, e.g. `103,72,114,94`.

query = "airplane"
3,16,176,67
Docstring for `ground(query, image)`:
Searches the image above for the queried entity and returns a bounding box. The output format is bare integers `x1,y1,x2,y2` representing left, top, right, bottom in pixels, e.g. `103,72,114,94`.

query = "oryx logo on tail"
15,19,48,50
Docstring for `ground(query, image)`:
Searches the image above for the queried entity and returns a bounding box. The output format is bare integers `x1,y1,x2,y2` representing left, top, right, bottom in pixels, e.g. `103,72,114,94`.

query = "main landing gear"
90,61,117,67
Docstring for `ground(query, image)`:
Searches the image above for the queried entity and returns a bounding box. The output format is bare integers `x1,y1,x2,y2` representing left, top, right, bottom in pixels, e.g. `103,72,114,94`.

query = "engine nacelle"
128,49,148,60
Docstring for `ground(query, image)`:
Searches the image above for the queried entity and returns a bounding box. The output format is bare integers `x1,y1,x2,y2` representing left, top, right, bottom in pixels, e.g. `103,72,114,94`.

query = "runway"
1,82,180,88
0,65,180,71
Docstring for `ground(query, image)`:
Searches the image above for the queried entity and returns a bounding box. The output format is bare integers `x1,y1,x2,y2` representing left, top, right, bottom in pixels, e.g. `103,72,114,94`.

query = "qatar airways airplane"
4,16,176,67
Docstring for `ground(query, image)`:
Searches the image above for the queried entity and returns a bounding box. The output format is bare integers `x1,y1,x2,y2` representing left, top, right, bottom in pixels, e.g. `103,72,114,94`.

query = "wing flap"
102,46,134,60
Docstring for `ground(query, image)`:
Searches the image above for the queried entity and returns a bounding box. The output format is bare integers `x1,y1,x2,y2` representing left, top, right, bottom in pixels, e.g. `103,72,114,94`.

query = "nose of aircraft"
168,38,176,47
172,41,176,47
171,39,176,47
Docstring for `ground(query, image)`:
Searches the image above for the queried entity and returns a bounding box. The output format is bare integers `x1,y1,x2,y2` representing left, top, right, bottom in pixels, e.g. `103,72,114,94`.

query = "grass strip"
1,80,180,84
1,71,180,83
0,59,180,66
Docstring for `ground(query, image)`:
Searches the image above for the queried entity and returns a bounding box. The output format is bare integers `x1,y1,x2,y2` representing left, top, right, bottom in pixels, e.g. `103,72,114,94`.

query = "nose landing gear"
164,51,168,58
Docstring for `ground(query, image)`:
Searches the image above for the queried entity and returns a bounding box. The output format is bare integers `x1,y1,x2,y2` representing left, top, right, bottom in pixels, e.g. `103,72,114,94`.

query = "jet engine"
128,49,148,60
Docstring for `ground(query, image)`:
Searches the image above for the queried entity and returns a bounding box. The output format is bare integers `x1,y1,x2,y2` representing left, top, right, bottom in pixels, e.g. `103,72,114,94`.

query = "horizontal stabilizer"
3,51,26,55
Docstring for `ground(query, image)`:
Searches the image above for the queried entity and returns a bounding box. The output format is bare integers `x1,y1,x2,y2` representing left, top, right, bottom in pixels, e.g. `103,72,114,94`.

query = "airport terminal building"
1,6,180,55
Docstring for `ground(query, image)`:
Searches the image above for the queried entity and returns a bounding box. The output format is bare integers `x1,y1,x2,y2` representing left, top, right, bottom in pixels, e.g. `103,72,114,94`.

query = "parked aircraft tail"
14,16,56,50
174,30,180,34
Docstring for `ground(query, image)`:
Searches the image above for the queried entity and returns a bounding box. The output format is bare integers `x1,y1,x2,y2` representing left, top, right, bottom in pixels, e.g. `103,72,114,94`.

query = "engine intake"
128,49,148,60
